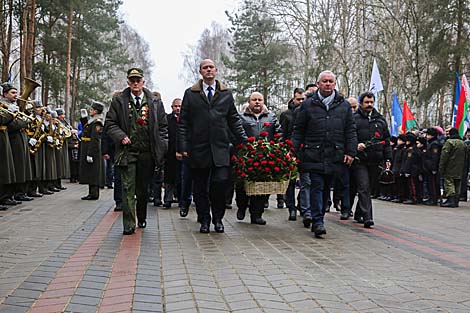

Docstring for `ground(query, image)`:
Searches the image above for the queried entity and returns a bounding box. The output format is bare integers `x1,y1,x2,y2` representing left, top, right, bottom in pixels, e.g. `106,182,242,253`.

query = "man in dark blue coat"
293,71,357,237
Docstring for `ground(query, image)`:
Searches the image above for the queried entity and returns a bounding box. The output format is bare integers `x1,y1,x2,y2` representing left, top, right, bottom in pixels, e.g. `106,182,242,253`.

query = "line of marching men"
0,83,72,210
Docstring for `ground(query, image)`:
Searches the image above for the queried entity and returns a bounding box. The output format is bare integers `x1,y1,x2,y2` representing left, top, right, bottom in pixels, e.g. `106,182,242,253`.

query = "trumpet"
0,100,35,123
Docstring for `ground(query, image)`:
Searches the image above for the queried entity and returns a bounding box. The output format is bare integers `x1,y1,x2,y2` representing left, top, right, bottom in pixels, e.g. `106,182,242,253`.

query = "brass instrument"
18,78,41,112
29,112,46,155
0,99,34,123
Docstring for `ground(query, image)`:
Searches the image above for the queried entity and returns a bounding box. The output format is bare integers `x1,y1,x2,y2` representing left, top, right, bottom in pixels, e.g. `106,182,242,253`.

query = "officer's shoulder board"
432,147,439,154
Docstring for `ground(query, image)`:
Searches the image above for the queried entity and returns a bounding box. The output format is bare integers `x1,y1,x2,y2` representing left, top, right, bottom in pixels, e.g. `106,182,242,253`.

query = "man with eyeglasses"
106,68,168,235
280,88,305,221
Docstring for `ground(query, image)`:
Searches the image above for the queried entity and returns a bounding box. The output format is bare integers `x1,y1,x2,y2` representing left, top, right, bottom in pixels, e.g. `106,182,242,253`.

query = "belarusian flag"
455,74,469,137
402,101,417,134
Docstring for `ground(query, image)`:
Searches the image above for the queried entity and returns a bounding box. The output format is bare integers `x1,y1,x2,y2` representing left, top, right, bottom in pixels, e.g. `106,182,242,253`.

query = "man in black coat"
163,98,182,208
423,127,441,205
351,92,391,227
178,59,247,233
293,71,357,237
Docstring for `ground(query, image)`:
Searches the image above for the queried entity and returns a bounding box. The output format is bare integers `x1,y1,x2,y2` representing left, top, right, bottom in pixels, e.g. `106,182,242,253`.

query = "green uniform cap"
127,68,144,78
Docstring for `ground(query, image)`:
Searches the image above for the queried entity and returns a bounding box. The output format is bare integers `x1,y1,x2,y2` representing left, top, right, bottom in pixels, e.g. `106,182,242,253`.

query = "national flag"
452,72,461,126
369,58,384,109
455,74,470,137
391,92,402,136
402,101,417,134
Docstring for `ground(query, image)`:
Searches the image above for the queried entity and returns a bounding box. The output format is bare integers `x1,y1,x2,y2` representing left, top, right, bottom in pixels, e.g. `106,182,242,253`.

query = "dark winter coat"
422,137,441,174
7,118,32,183
239,105,282,140
391,144,405,174
177,79,247,168
439,135,467,179
79,115,104,186
354,107,392,164
279,99,298,140
292,90,357,174
164,113,180,184
106,87,168,167
401,144,422,176
0,112,15,184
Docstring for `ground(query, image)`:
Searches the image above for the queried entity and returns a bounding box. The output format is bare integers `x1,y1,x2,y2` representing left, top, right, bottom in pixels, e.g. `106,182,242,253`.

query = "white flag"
369,59,383,93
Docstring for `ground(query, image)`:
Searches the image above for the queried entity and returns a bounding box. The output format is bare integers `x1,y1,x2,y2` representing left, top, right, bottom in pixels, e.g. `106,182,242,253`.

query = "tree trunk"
64,4,74,118
25,0,36,78
0,0,13,82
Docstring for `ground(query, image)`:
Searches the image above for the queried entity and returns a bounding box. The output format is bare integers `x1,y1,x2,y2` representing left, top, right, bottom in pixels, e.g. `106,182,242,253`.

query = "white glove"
80,109,88,118
41,124,45,131
8,104,19,112
86,156,93,163
404,173,411,178
47,135,53,143
29,138,37,146
25,103,33,110
56,139,60,146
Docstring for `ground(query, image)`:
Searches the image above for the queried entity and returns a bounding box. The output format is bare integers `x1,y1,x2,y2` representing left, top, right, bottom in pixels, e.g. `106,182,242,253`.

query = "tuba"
17,78,41,112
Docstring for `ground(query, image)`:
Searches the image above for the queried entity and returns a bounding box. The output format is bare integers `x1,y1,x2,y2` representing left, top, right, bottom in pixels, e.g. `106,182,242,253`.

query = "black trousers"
425,173,440,203
351,163,378,221
192,166,229,224
235,182,267,218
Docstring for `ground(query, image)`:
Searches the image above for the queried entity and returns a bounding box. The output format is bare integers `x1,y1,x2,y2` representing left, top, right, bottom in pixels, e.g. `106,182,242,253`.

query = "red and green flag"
455,74,469,137
401,101,417,133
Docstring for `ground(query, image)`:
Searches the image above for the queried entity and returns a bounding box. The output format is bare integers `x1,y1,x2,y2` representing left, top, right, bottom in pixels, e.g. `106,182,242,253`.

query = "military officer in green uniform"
106,68,168,235
439,127,467,208
79,101,105,200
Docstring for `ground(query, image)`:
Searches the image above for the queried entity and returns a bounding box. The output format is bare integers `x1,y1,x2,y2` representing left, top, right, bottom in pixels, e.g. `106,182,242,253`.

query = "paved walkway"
0,182,469,313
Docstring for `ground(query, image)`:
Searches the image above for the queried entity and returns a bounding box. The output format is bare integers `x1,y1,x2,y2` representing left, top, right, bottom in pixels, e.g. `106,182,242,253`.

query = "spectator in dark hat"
422,127,442,205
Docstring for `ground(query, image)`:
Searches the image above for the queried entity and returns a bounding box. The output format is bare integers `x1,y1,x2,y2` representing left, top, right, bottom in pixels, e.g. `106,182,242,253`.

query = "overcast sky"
120,0,238,111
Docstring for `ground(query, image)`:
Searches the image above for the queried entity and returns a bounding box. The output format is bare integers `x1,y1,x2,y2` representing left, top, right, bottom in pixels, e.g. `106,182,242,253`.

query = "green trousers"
120,152,154,230
443,177,461,198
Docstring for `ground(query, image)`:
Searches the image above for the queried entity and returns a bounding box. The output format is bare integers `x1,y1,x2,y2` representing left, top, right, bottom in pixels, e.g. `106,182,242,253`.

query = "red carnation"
275,149,281,154
285,139,293,146
274,133,282,138
258,154,264,159
253,162,260,167
285,154,291,160
289,165,295,171
381,140,386,145
248,137,256,142
231,155,237,162
279,143,285,147
264,167,270,173
136,118,145,125
268,161,275,166
260,131,268,137
263,122,271,127
258,140,263,145
261,160,268,165
375,131,381,138
237,143,245,149
247,158,253,163
274,167,280,172
241,173,247,178
276,158,281,162
282,161,287,166
248,167,253,171
269,153,275,158
270,141,275,145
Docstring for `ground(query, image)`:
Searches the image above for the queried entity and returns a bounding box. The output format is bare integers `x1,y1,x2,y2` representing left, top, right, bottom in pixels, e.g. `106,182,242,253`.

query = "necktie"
207,86,213,102
135,96,141,108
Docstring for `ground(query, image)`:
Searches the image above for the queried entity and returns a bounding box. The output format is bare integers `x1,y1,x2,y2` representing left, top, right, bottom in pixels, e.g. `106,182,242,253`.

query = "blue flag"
452,72,461,126
391,92,402,136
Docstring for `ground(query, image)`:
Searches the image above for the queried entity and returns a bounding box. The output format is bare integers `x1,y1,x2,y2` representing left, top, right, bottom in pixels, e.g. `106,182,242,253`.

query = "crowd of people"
1,59,468,239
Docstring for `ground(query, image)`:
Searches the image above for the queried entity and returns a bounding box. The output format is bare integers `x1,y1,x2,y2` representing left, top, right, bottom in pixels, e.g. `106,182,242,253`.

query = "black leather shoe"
264,201,269,208
237,208,246,220
251,217,266,225
1,198,18,205
138,220,146,228
15,195,33,201
58,186,67,190
180,206,189,217
114,204,122,212
364,220,375,228
41,190,53,195
340,212,350,220
106,185,113,189
354,216,364,224
214,221,224,233
402,199,416,205
153,200,163,207
225,204,232,210
200,223,210,233
81,195,91,200
123,228,135,235
391,198,402,203
312,224,327,237
303,216,312,228
28,192,43,198
423,199,437,206
277,199,285,209
163,202,171,209
288,211,297,221
0,205,7,211
49,187,60,192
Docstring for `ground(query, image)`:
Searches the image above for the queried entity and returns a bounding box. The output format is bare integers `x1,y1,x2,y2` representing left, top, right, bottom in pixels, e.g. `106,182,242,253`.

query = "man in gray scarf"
293,71,357,238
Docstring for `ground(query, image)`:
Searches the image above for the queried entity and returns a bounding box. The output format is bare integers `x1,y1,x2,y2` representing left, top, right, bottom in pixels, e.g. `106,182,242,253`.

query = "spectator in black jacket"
351,91,391,227
423,127,441,205
401,132,423,204
293,71,357,237
391,134,407,203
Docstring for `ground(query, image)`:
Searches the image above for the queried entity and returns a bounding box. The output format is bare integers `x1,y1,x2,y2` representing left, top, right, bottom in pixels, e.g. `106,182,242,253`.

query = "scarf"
317,90,335,111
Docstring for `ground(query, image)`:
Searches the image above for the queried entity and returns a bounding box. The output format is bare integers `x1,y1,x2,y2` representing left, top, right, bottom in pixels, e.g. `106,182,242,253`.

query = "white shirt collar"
131,91,144,103
202,81,216,97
